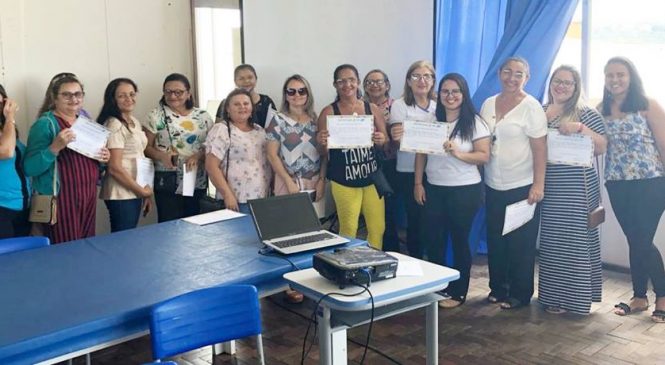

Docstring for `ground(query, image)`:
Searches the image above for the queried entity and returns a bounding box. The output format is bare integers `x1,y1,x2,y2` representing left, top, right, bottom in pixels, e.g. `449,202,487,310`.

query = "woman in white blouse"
98,78,152,232
480,57,547,310
205,88,271,213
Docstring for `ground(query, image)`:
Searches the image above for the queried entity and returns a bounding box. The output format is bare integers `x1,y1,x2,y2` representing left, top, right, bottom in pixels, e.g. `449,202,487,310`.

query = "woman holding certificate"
317,64,388,249
205,88,271,213
388,60,437,258
538,65,607,315
143,73,213,222
25,74,111,243
601,57,665,323
480,57,547,309
414,73,490,308
98,78,152,233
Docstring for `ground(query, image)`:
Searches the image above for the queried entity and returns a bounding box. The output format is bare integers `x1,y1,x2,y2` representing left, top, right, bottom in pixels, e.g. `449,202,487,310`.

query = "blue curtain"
471,0,579,106
434,0,507,95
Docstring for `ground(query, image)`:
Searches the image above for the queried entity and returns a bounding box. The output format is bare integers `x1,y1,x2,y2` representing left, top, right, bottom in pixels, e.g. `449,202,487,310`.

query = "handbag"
29,119,58,225
584,156,605,229
371,146,394,199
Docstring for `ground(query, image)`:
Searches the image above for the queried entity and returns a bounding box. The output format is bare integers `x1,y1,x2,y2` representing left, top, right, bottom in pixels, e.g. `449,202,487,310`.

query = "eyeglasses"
285,87,308,96
410,74,434,82
365,79,386,87
334,78,358,86
117,92,138,100
551,78,575,88
59,91,85,100
440,89,462,97
163,89,187,97
501,69,525,80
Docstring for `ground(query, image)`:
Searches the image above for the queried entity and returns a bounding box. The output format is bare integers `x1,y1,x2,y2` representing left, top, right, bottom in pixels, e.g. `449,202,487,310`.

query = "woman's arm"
446,137,490,165
106,149,152,197
413,153,427,205
205,153,238,211
266,140,299,194
645,98,665,166
0,99,18,159
528,136,547,204
143,130,175,169
370,103,387,146
316,105,332,157
24,118,70,177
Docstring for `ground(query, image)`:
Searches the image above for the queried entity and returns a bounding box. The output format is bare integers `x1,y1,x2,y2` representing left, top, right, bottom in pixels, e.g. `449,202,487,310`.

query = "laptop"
248,193,349,254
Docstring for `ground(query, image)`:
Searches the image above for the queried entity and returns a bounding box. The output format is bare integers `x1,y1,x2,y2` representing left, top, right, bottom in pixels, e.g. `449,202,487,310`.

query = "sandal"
487,293,506,304
439,296,465,309
613,298,649,316
500,297,528,310
652,310,665,323
285,289,304,304
545,306,567,314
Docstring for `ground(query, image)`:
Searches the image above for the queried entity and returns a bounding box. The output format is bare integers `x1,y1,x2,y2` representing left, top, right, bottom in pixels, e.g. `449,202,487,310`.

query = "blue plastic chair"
146,284,265,365
0,236,49,255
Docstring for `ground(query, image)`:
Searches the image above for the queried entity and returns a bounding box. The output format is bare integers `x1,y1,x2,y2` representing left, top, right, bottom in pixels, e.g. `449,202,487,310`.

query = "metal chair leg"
256,334,265,365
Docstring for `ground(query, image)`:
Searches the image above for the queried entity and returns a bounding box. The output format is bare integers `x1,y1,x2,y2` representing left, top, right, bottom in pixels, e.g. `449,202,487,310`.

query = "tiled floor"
65,256,665,365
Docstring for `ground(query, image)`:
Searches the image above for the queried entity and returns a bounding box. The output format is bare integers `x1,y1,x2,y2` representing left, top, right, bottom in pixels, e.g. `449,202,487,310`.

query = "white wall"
0,0,194,234
243,0,434,111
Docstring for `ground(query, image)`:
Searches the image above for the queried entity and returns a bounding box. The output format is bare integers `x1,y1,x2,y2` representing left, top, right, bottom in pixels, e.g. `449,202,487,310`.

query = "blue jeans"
105,199,142,233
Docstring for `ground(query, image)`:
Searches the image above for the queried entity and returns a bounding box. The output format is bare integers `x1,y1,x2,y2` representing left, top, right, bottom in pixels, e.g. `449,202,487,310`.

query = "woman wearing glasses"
414,73,490,308
363,69,400,252
317,64,388,249
601,57,665,323
98,78,153,232
388,60,437,258
266,74,324,199
480,57,547,309
0,85,30,239
538,65,607,315
215,64,276,128
143,73,213,222
25,75,111,243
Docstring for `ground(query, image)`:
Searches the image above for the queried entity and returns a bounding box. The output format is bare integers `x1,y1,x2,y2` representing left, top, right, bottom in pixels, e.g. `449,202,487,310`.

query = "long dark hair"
0,84,7,126
333,64,362,101
38,74,84,116
159,73,194,109
435,73,480,142
222,88,256,126
97,78,138,129
601,56,648,116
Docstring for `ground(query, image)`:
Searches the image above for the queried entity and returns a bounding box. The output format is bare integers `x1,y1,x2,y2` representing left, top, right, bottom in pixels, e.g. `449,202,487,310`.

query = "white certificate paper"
182,209,246,225
400,120,448,155
181,163,197,197
326,115,373,149
547,129,594,167
67,117,110,160
502,199,536,236
136,158,155,187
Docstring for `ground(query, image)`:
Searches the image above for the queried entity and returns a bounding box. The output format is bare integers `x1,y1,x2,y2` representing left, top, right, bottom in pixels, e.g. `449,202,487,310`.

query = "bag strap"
47,115,59,196
160,104,176,150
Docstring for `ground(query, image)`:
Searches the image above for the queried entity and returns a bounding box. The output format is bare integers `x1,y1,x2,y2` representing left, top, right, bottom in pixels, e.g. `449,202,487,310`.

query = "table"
284,252,459,365
0,215,364,365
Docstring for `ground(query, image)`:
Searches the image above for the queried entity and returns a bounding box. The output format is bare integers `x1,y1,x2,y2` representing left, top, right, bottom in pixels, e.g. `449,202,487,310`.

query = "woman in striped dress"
25,74,110,243
538,65,607,314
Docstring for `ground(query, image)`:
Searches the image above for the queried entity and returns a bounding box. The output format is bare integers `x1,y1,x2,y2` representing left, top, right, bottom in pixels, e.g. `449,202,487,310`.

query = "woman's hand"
223,191,239,211
317,130,329,148
527,184,544,204
315,179,326,202
185,154,199,172
558,122,582,135
142,197,152,217
160,149,177,169
3,98,18,123
286,179,300,194
98,147,111,163
414,183,426,205
140,185,153,198
390,123,404,142
372,131,386,146
50,128,75,153
444,140,460,158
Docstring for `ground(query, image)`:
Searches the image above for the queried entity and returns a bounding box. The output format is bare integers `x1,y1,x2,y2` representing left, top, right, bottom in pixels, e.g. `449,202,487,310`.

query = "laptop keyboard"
273,232,336,248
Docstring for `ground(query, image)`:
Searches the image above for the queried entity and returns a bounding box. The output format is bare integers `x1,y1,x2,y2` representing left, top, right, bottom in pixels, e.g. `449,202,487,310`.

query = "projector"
313,246,398,288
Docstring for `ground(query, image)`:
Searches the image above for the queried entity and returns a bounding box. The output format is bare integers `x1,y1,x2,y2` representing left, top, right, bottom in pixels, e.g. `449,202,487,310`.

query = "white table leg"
330,329,347,365
213,341,236,355
318,306,332,365
426,301,438,365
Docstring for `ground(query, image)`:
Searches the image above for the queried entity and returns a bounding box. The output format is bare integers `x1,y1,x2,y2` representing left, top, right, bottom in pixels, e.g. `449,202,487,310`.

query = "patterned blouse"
265,111,320,179
142,105,214,191
605,112,664,181
205,122,271,203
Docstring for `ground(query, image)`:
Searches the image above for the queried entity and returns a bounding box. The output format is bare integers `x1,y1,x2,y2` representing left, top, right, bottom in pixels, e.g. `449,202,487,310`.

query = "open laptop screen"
248,193,321,240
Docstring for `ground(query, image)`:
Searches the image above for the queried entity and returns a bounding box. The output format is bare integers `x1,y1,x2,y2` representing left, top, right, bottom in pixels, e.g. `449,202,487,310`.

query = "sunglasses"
285,87,308,96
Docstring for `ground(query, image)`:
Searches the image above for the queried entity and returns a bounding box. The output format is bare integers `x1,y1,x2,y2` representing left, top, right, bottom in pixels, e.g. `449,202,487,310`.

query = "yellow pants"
330,181,385,249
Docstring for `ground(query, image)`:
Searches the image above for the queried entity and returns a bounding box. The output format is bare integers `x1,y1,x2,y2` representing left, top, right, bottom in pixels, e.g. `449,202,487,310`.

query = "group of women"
1,56,664,322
